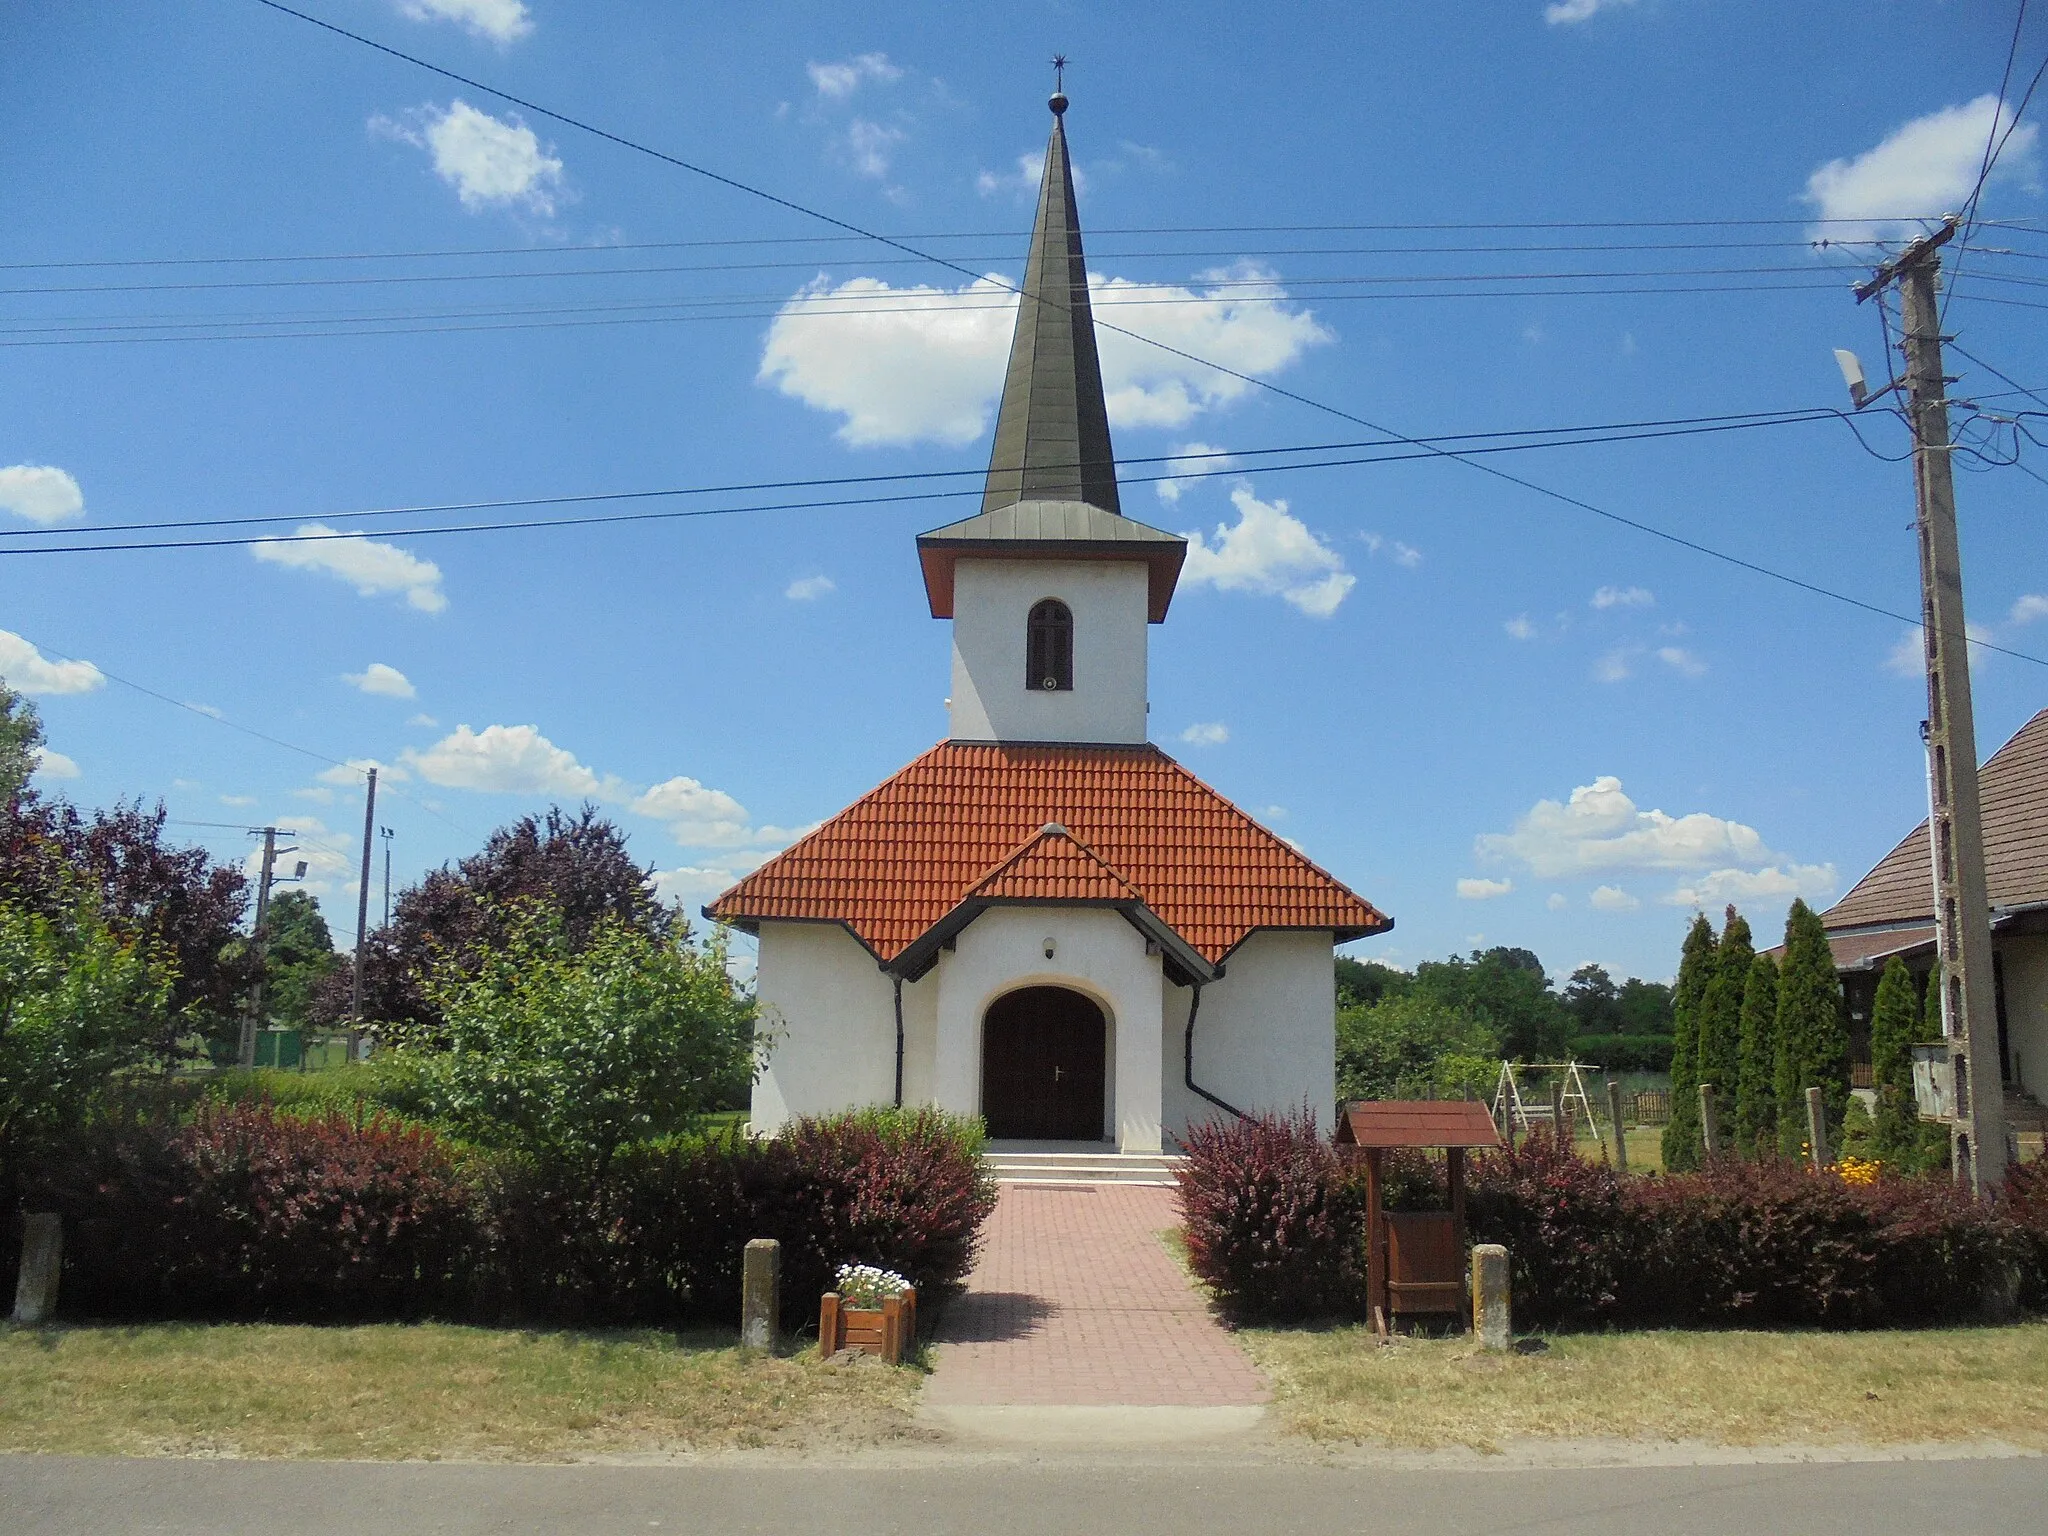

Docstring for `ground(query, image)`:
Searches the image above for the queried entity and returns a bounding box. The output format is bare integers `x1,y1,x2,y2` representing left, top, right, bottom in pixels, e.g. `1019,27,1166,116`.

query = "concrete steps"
983,1146,1187,1187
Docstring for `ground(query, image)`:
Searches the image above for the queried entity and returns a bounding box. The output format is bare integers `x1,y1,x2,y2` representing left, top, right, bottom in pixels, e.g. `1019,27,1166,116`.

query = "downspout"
1183,981,1250,1122
893,975,906,1109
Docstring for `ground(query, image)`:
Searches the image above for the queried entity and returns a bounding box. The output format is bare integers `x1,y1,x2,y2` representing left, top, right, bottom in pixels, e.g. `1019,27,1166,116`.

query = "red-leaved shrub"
1176,1110,1367,1323
40,1104,472,1320
1466,1128,1632,1329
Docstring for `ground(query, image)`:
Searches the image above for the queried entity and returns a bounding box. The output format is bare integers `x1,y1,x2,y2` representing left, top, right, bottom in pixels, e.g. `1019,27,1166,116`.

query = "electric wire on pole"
237,826,299,1069
1854,218,2011,1195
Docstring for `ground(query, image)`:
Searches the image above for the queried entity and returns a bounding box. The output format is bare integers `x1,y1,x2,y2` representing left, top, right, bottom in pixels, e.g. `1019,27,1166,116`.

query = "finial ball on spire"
1049,52,1068,114
1048,90,1068,115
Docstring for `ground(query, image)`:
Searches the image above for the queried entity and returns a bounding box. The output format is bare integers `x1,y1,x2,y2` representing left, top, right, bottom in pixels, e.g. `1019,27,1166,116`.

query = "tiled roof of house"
1822,706,2048,931
705,740,1391,967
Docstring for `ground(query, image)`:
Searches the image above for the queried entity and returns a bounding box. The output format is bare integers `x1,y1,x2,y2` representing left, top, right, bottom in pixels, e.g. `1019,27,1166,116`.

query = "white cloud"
315,757,409,787
1477,775,1789,879
1153,443,1232,505
1592,585,1653,609
0,631,104,695
218,793,257,807
843,118,905,180
977,149,1088,201
1546,892,1569,911
343,662,416,698
1884,622,1995,677
1359,532,1421,568
1178,722,1230,746
0,464,84,525
1663,864,1838,909
632,775,753,848
1181,486,1355,617
405,725,610,797
1505,615,1537,641
1545,0,1636,23
252,525,447,612
408,712,439,727
31,746,79,780
395,0,531,43
2010,594,2048,625
186,702,224,719
1589,884,1639,912
652,853,776,911
785,575,836,601
758,266,1329,447
1806,96,2039,241
1457,877,1514,900
807,53,902,100
373,100,565,215
1594,649,1633,683
1657,646,1707,677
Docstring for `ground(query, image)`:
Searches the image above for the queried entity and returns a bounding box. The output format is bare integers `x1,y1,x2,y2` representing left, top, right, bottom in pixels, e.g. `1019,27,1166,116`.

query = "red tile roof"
1821,707,2048,931
705,740,1390,966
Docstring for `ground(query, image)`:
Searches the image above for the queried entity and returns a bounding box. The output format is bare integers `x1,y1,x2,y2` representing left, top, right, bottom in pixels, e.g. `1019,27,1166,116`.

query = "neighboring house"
706,92,1390,1153
1817,706,2048,1109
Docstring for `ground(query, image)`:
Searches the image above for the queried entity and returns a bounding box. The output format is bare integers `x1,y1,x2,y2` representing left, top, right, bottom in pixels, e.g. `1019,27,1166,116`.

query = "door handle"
1053,1066,1064,1082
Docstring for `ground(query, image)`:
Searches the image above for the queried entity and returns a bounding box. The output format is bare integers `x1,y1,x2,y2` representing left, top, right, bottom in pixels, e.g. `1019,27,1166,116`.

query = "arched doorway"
982,985,1108,1141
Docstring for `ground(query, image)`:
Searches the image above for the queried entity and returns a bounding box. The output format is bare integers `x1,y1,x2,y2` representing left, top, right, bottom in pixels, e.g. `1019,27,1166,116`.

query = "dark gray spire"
980,95,1121,517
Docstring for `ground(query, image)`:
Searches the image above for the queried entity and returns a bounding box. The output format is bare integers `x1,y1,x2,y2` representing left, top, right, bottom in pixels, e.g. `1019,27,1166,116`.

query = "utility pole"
349,767,377,1062
1856,219,2009,1195
380,825,394,926
236,826,299,1070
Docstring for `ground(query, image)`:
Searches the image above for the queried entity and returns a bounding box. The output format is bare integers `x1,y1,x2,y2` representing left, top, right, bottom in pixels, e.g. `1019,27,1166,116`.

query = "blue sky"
3,0,2045,984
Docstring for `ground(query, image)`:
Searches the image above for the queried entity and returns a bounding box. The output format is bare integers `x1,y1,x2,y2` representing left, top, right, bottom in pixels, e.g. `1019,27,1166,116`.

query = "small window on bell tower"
1027,599,1073,692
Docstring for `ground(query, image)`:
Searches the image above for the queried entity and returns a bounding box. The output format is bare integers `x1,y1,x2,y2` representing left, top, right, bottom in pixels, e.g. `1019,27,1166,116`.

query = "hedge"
1177,1112,2043,1329
18,1103,995,1327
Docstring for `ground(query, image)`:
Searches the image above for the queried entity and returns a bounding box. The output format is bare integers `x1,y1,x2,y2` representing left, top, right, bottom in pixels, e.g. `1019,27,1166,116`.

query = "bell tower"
915,88,1186,746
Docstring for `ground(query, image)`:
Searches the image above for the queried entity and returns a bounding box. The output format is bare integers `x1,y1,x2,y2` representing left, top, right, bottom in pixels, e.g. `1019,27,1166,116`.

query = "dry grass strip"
0,1322,919,1461
1242,1323,2048,1452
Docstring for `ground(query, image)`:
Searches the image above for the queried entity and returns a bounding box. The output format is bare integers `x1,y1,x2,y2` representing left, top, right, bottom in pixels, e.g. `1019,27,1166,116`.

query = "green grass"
0,1322,917,1461
1241,1323,2048,1451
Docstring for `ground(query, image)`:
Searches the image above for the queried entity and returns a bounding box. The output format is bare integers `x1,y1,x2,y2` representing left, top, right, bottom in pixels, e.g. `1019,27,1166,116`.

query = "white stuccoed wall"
2001,934,2048,1102
948,557,1150,743
930,905,1165,1150
1163,930,1338,1142
751,921,932,1135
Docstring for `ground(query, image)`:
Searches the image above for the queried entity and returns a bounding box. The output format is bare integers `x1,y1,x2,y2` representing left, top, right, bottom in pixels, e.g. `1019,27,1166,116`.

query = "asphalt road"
4,1453,2044,1536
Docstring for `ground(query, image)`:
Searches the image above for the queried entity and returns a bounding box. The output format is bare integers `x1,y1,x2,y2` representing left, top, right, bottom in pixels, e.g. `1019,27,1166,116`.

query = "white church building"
708,89,1390,1154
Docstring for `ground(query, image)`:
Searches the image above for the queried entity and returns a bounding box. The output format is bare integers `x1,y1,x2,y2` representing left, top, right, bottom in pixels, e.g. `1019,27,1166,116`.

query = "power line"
0,406,1861,541
248,0,2044,667
0,411,1890,555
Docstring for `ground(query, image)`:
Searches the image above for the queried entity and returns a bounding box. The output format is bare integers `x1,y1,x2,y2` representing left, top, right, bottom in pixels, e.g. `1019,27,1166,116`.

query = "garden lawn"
0,1322,918,1461
1242,1324,2048,1452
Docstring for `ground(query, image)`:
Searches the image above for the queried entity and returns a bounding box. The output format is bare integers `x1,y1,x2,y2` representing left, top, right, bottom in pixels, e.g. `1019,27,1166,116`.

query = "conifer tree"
1734,951,1779,1156
1870,955,1920,1164
1774,898,1851,1156
1695,906,1752,1152
1661,913,1717,1171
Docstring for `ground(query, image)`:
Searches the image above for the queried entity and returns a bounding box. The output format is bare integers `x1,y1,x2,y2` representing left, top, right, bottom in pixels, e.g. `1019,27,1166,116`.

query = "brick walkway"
923,1184,1268,1407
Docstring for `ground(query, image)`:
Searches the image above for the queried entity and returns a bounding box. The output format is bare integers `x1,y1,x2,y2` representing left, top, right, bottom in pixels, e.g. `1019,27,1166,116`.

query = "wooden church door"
981,986,1108,1141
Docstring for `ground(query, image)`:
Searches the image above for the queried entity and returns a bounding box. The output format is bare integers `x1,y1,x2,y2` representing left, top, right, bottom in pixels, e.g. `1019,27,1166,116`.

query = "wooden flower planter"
817,1287,917,1365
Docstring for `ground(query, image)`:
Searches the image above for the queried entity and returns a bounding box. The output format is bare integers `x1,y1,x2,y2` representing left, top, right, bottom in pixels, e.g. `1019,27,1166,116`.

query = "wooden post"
1472,1244,1510,1351
1364,1147,1387,1336
1806,1086,1831,1170
881,1293,904,1365
740,1237,780,1350
1699,1083,1721,1160
11,1214,61,1325
817,1292,842,1358
1549,1082,1565,1143
1607,1079,1629,1173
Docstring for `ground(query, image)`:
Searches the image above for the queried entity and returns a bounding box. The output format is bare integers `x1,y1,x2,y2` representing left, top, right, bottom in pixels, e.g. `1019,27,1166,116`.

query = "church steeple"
980,88,1121,517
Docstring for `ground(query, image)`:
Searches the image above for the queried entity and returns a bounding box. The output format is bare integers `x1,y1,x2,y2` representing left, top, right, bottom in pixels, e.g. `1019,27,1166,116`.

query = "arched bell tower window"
1026,598,1073,692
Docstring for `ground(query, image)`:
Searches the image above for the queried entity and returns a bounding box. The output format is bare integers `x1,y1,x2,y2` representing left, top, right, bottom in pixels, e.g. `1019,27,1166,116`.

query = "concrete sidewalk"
921,1182,1266,1408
